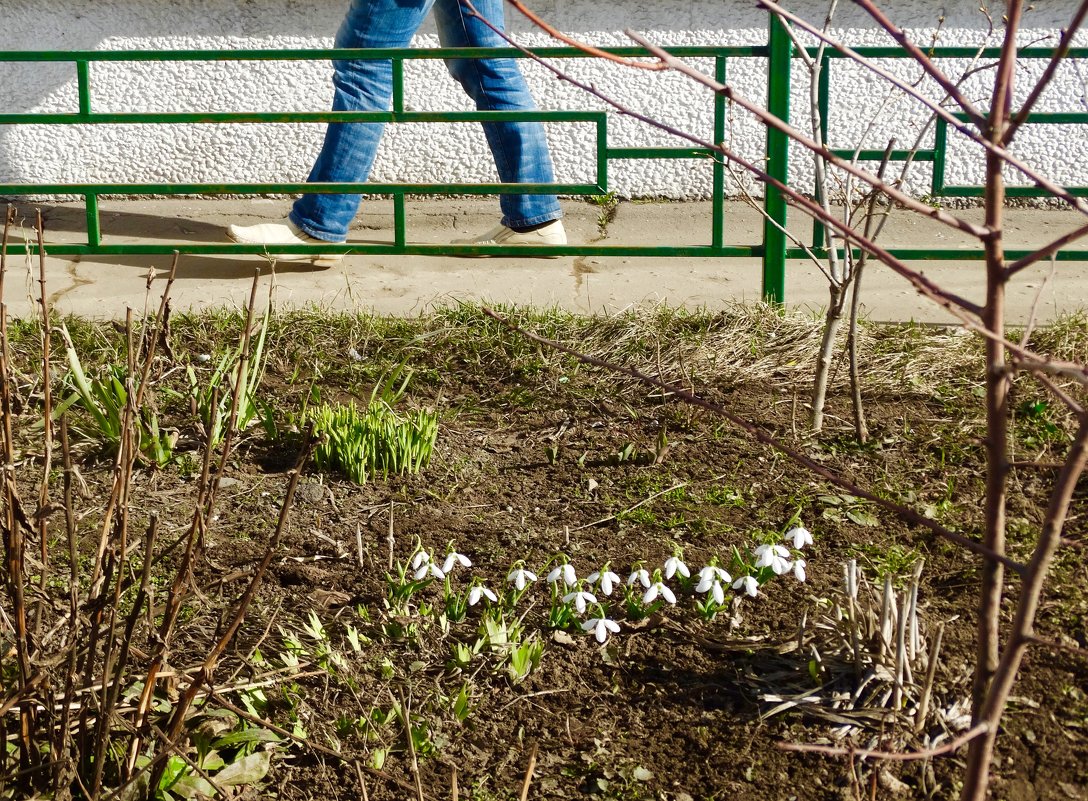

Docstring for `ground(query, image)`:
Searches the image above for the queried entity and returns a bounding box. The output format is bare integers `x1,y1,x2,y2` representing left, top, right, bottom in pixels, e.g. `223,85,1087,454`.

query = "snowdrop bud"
547,563,577,587
563,590,598,615
696,566,731,593
754,543,792,575
711,581,725,605
588,569,621,596
507,567,537,591
415,561,445,580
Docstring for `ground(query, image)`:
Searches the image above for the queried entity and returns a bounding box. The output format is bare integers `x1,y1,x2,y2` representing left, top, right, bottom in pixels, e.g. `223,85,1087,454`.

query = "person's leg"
434,0,562,230
289,0,436,242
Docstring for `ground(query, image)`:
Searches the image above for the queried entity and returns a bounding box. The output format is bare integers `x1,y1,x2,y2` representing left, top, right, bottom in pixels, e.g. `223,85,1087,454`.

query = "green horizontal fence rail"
0,44,754,266
1,22,1086,302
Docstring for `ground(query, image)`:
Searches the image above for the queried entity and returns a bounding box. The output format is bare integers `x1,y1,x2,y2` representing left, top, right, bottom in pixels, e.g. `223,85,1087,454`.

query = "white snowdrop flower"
468,585,497,606
563,589,598,615
411,551,444,579
643,581,677,605
792,559,807,583
627,568,651,589
696,566,732,593
507,566,538,591
441,550,472,574
547,563,578,587
587,569,621,596
582,616,621,644
696,566,731,606
663,556,690,580
415,560,445,581
709,581,725,605
753,543,793,575
733,575,759,598
785,526,813,549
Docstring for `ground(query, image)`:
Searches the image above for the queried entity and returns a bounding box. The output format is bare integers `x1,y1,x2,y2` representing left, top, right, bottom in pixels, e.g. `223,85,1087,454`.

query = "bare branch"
504,0,665,71
1026,633,1088,660
759,0,1088,218
965,416,1088,799
1005,1,1088,143
470,4,988,318
849,0,988,127
624,29,994,242
1013,365,1086,416
1005,222,1088,278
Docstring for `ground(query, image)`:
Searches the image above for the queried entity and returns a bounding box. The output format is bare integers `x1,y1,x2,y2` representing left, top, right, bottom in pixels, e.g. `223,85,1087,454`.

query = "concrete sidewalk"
2,197,1087,323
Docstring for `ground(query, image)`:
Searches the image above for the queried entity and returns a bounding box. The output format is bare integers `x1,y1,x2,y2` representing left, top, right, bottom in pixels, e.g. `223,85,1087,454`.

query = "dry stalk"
518,742,539,801
34,211,53,638
147,427,316,795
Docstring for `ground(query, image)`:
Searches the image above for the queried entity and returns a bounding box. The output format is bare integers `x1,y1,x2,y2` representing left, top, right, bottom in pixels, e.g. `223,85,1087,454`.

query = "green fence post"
711,55,726,250
762,13,791,304
76,60,102,246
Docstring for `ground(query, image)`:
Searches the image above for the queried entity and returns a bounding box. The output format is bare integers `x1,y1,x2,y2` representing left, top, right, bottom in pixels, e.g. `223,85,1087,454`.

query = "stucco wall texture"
1,1,1085,201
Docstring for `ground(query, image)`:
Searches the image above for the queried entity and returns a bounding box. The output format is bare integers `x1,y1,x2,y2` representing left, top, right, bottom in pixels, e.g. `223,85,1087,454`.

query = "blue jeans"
290,0,563,243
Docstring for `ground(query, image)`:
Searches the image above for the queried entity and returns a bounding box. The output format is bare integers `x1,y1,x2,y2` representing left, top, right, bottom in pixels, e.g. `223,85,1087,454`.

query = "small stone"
878,770,910,795
295,482,324,504
551,630,576,647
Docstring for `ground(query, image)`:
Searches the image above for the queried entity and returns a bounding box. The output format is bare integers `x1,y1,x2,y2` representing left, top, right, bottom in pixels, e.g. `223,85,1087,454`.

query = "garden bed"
2,303,1086,801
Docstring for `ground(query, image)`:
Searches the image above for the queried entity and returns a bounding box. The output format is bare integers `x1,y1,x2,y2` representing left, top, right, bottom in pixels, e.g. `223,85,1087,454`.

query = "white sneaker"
453,219,567,257
227,218,344,266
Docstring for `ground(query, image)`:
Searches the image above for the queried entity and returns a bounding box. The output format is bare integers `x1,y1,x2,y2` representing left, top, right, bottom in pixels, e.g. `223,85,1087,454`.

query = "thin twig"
466,1,990,322
1006,222,1088,277
568,482,688,533
1005,1,1088,142
780,722,989,761
518,743,539,801
846,0,987,126
148,427,316,794
34,210,53,638
400,690,425,801
758,0,1088,218
505,0,665,71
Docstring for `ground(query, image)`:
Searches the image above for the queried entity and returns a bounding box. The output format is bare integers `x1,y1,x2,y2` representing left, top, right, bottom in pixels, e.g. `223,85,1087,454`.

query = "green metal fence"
1,17,1086,302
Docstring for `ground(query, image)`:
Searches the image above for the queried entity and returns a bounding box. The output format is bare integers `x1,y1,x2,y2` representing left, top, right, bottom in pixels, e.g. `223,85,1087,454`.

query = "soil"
4,307,1088,801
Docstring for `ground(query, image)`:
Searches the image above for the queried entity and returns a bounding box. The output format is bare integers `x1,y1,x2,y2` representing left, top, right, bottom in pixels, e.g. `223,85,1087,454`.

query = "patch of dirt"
6,308,1088,801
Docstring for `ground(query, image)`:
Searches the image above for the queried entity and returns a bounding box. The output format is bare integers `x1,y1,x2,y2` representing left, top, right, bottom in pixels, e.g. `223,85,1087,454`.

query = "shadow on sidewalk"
4,202,227,244
69,253,342,280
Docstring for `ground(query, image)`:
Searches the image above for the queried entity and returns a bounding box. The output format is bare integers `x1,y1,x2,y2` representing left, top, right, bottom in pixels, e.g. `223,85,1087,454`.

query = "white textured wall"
1,1,1086,200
